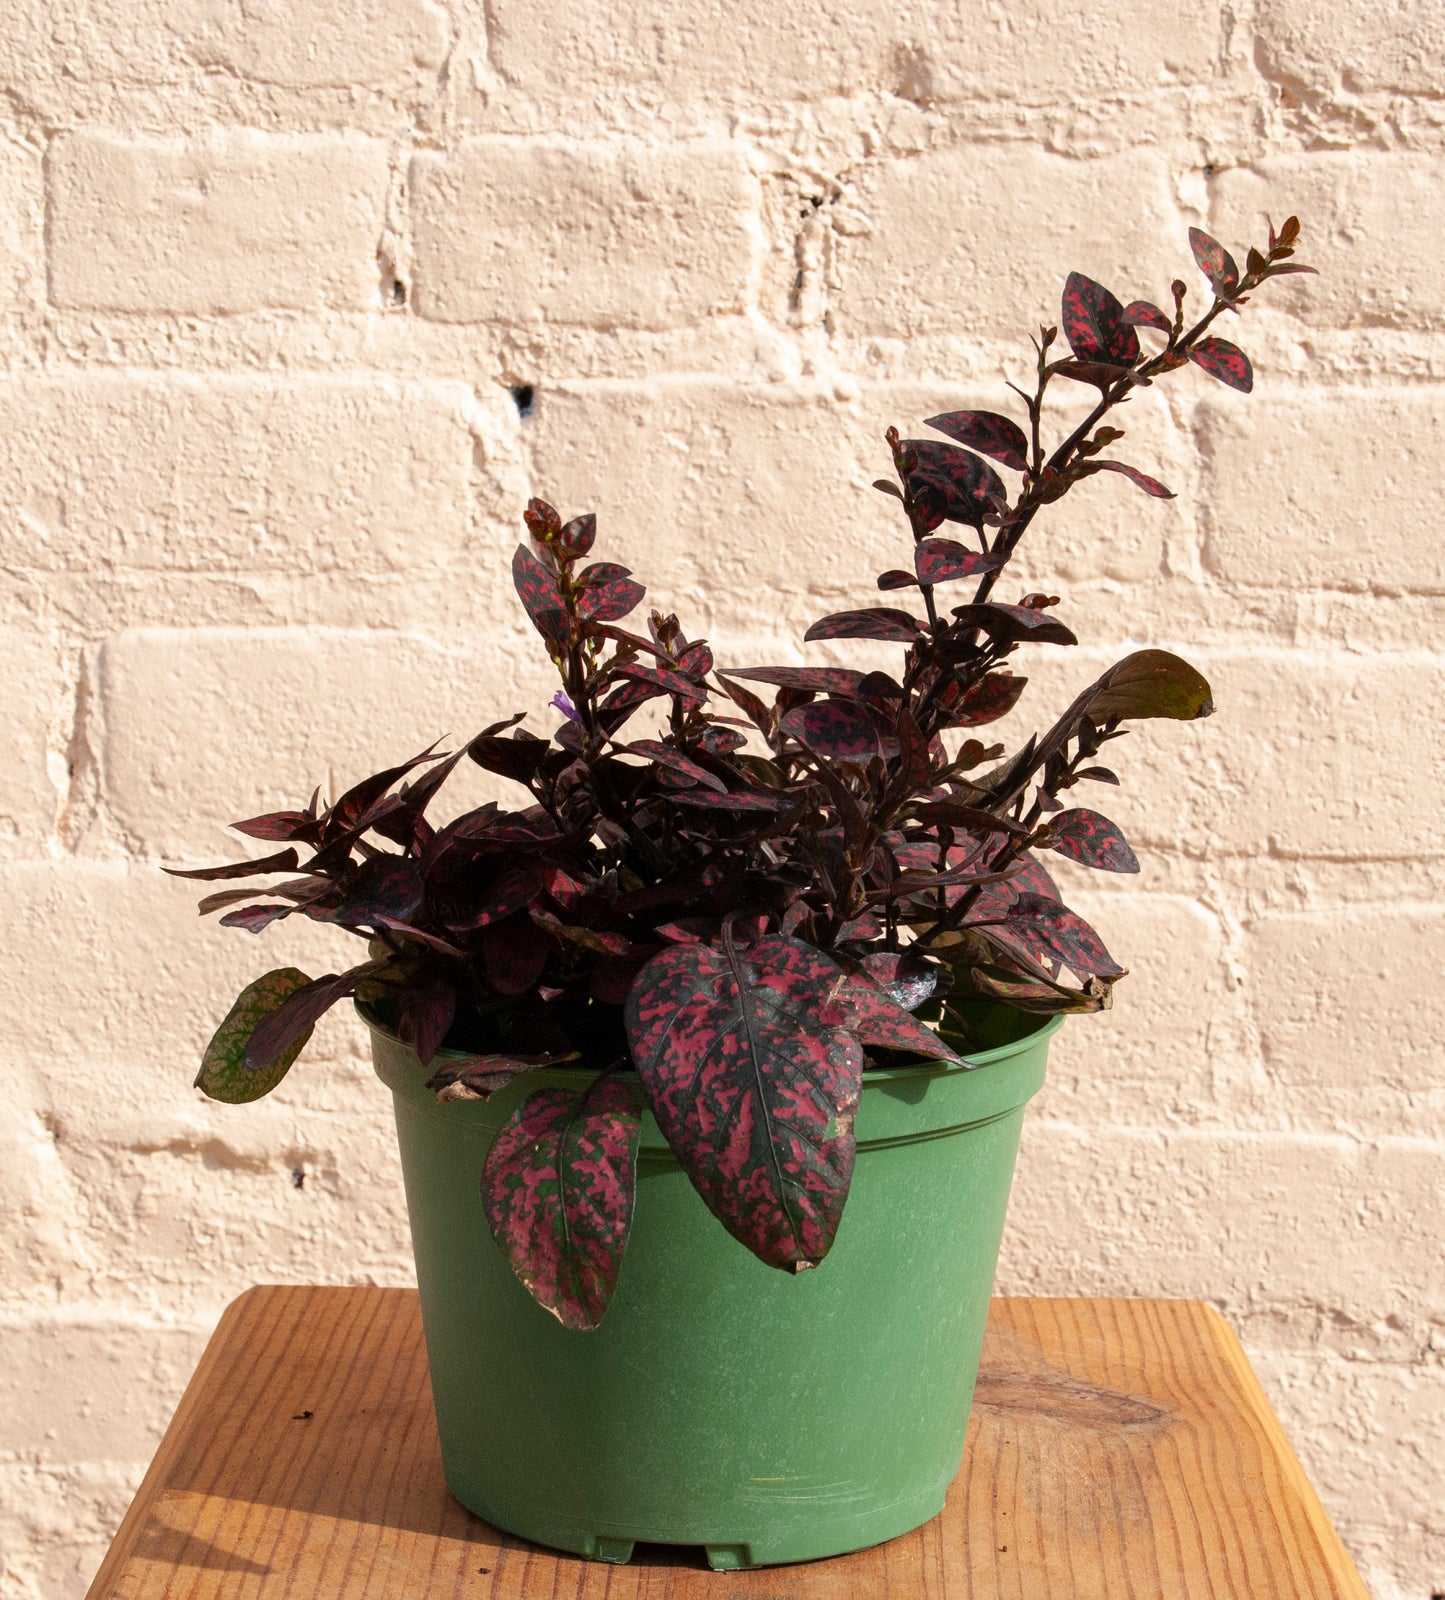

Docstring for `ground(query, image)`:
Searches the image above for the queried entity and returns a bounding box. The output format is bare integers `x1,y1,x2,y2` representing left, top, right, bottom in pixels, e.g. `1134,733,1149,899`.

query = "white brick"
1250,1348,1445,1534
1000,1126,1444,1330
0,630,67,852
410,139,756,329
1031,895,1244,1124
96,627,555,857
1198,390,1445,592
486,0,1221,105
0,375,477,575
0,130,43,310
834,147,1182,340
1255,0,1445,95
1212,154,1445,331
0,1320,206,1461
1246,908,1445,1097
47,131,390,313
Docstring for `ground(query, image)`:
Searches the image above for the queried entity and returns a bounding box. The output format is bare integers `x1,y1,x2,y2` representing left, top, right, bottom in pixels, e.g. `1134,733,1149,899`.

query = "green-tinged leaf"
195,968,314,1103
1087,649,1213,722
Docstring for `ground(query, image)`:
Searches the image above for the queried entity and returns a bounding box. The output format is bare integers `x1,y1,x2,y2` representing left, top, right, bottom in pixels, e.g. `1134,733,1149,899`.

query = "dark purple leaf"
677,641,714,679
245,961,385,1070
231,810,315,842
314,855,423,927
165,848,300,882
625,739,727,793
396,978,457,1067
1188,337,1253,393
915,538,1002,585
559,512,596,556
1040,808,1140,873
441,865,541,933
983,893,1124,979
512,545,568,641
1061,272,1140,366
1077,765,1119,784
1122,300,1172,333
911,800,1030,836
728,666,867,696
1052,358,1131,390
948,671,1028,727
829,972,962,1063
877,568,918,591
613,661,705,703
860,950,944,1011
218,903,294,933
624,932,862,1270
427,1050,578,1099
326,745,443,840
903,440,1007,531
662,786,794,813
922,410,1029,472
949,603,1078,647
577,578,646,622
1188,227,1240,296
780,700,880,763
803,608,920,644
481,1079,642,1330
1081,460,1175,498
697,724,747,755
482,914,551,996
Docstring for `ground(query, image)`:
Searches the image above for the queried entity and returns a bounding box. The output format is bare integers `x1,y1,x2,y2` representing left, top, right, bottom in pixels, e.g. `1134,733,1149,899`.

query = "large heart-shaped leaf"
481,1078,642,1330
195,968,315,1103
624,931,863,1270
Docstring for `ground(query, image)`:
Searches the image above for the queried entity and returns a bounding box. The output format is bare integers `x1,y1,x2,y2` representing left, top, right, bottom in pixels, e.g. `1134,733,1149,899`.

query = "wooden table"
84,1288,1368,1599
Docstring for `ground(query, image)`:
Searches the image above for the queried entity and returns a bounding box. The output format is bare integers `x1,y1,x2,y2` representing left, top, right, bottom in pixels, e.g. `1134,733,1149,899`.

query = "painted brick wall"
1,4,1441,1596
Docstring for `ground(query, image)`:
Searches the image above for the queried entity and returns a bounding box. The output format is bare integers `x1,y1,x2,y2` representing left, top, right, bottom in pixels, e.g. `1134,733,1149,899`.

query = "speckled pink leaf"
480,1079,642,1331
1188,337,1253,393
1083,460,1175,498
922,410,1030,472
1061,272,1140,366
829,973,962,1063
903,440,1007,531
512,545,568,641
728,666,867,696
986,893,1124,979
780,699,880,763
946,671,1028,727
624,932,863,1270
914,538,1001,585
1039,808,1140,873
803,608,920,643
1188,227,1239,296
1122,300,1172,333
625,740,727,792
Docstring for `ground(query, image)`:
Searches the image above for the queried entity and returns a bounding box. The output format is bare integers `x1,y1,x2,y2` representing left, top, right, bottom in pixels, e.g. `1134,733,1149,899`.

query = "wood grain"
85,1289,1370,1600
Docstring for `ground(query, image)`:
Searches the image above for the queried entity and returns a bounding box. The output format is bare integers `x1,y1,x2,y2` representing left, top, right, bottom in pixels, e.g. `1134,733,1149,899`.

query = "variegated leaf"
624,932,863,1271
195,968,315,1103
481,1079,642,1330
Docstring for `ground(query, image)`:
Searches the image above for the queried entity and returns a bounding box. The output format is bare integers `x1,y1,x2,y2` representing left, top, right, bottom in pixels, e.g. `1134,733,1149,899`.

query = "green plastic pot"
364,1000,1057,1571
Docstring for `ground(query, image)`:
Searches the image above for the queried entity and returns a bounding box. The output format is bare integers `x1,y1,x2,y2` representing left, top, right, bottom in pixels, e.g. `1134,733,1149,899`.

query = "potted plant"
173,218,1313,1569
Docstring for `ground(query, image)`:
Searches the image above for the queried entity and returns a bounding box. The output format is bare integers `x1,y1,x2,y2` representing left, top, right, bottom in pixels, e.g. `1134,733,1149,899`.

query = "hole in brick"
391,279,407,306
511,385,536,419
291,1165,306,1190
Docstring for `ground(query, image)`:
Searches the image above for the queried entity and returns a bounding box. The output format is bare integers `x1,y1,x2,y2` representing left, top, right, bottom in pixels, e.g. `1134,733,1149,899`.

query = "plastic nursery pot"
363,1000,1058,1572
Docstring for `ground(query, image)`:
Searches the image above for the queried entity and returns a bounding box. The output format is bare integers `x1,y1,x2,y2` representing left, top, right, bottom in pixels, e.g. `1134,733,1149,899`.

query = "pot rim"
355,995,1062,1085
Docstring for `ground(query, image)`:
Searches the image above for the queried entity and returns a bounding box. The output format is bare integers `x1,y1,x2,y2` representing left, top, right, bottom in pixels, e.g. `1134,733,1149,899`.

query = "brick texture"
410,140,756,329
47,131,391,313
1,7,1441,1600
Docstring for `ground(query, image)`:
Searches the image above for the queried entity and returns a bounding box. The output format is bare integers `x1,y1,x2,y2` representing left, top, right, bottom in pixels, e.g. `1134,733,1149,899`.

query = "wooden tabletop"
84,1287,1368,1600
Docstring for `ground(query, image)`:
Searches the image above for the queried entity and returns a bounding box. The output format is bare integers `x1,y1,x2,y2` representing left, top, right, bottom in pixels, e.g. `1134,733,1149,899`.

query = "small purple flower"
551,690,582,723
